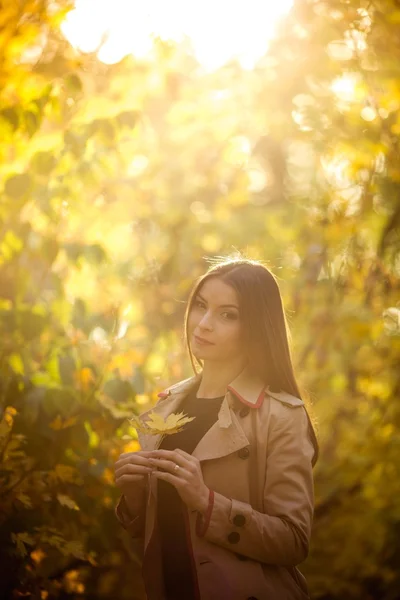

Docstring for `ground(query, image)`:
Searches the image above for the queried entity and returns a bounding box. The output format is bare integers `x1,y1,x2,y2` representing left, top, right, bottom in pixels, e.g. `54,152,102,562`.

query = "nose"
198,310,214,330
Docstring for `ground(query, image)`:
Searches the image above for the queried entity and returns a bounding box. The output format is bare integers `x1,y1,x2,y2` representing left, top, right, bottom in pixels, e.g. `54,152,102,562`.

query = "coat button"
247,597,259,600
227,531,240,544
239,406,250,418
238,447,250,459
233,514,246,527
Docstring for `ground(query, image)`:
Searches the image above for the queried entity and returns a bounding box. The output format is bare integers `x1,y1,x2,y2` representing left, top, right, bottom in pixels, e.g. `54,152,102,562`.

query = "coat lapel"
138,376,249,461
192,393,250,461
191,366,267,461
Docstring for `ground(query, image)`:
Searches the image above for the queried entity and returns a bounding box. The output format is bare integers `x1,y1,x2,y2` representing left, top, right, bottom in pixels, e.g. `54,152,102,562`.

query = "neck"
196,357,248,398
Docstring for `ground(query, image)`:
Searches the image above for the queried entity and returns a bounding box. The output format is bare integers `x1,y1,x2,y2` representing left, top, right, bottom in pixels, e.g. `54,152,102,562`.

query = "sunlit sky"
61,0,293,70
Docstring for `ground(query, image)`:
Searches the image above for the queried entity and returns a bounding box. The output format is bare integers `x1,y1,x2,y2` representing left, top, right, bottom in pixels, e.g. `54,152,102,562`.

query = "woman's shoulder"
156,375,199,399
265,387,304,409
261,387,306,427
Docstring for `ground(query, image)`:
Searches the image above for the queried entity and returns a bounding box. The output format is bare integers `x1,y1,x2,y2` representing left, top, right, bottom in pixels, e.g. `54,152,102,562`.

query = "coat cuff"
198,491,250,544
196,489,214,537
229,497,253,526
115,494,145,538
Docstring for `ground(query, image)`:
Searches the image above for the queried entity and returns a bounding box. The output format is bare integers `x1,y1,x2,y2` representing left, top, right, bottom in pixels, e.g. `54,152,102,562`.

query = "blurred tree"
0,0,399,598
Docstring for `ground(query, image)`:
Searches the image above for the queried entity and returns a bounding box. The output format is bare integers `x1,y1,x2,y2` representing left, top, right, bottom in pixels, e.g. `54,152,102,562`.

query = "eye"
194,299,206,308
221,312,238,320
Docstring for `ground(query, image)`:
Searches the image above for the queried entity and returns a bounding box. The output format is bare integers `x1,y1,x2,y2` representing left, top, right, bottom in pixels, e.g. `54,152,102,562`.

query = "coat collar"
227,366,267,408
137,366,267,456
157,365,267,408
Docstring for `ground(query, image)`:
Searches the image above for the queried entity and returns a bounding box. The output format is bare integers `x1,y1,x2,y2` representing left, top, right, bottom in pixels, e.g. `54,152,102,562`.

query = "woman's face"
188,277,246,364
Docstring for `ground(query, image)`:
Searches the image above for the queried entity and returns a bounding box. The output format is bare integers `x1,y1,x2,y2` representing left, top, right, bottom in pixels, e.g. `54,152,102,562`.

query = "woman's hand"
114,450,154,514
148,448,209,513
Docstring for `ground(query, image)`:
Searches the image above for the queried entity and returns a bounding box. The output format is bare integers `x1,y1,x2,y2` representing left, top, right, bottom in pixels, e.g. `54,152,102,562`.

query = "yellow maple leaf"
50,415,78,430
57,493,80,511
129,411,195,436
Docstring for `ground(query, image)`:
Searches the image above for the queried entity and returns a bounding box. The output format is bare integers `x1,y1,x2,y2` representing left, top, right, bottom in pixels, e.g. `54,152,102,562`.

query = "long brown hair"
183,257,319,465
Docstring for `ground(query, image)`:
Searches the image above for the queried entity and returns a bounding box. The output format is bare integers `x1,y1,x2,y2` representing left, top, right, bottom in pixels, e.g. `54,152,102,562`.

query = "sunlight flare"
61,0,293,70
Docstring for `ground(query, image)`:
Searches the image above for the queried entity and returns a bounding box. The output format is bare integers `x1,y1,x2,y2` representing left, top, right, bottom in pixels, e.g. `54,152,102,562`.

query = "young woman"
114,257,318,600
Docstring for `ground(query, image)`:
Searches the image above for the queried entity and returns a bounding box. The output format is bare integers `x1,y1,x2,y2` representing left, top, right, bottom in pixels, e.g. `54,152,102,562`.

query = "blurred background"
0,0,399,598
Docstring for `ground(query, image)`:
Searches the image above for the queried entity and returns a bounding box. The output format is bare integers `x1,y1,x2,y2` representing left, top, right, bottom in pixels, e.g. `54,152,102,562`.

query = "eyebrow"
196,293,239,310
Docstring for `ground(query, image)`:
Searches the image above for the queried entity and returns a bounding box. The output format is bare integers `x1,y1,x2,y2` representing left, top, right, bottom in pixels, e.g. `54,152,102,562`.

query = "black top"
157,384,225,599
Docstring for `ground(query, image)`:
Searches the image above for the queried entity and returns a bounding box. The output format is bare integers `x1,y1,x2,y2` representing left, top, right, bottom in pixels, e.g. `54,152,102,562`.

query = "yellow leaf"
52,464,83,485
11,532,34,557
31,548,46,564
16,492,32,508
8,353,24,375
57,494,80,510
74,367,95,391
101,467,114,485
50,415,78,430
108,349,144,376
129,411,195,436
0,406,17,437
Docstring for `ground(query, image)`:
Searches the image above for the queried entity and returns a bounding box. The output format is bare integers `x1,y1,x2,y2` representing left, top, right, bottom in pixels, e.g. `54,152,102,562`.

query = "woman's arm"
196,405,314,566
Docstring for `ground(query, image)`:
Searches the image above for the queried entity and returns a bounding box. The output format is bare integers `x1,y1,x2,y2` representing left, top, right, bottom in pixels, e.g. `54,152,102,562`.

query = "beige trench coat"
115,366,315,600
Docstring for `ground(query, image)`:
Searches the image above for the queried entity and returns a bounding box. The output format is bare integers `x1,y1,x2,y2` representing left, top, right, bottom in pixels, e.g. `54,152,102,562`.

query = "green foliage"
0,0,399,598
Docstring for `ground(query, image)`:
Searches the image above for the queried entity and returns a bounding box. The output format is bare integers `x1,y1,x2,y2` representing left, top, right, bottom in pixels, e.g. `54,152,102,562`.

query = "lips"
194,335,214,345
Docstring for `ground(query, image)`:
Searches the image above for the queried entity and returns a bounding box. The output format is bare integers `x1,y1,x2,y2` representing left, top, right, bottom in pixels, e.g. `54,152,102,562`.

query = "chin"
191,346,212,359
191,342,214,359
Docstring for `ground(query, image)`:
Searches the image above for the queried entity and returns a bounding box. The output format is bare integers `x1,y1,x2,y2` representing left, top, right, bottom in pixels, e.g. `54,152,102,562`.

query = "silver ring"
173,463,180,473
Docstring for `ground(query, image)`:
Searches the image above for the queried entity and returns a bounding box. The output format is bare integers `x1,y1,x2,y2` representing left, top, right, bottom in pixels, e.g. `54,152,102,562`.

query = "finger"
115,453,153,470
174,448,193,461
115,463,153,479
118,450,154,461
149,449,192,469
114,461,152,476
148,449,178,461
118,450,154,460
174,448,198,469
151,471,182,487
148,458,188,476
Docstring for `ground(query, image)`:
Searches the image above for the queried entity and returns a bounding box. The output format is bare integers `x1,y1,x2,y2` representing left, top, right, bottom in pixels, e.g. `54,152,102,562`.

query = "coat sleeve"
115,494,146,539
196,404,315,566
